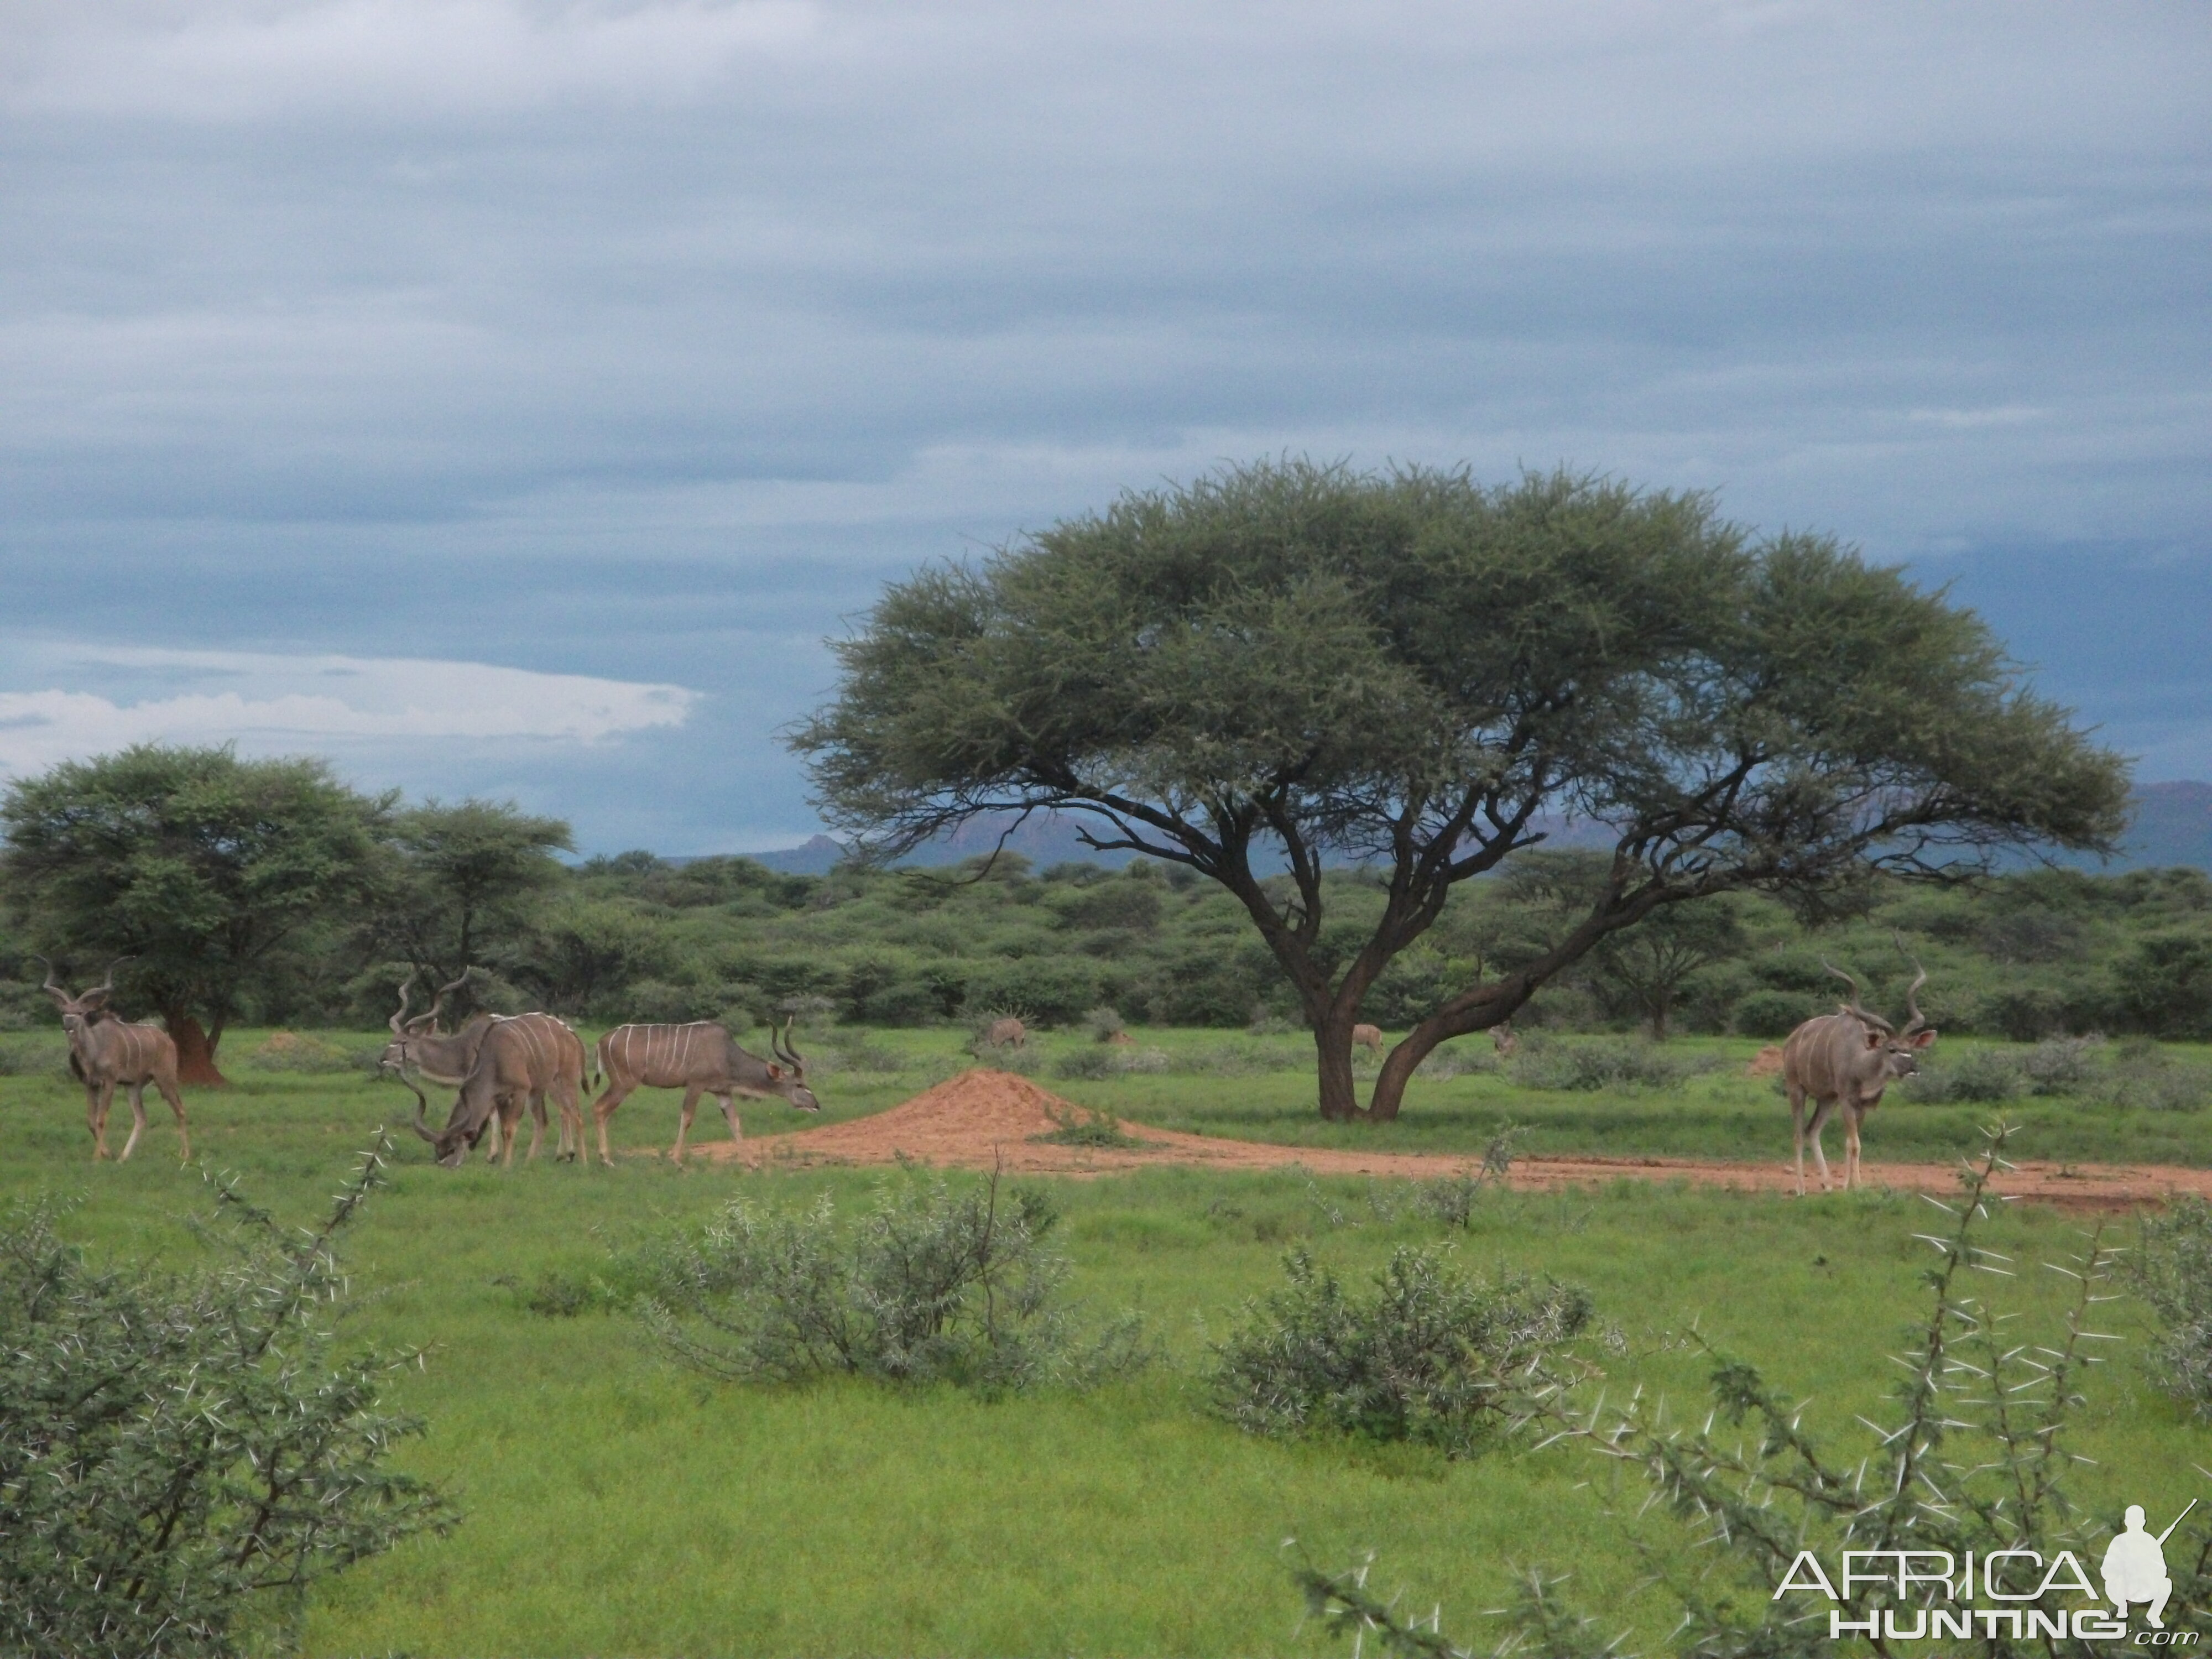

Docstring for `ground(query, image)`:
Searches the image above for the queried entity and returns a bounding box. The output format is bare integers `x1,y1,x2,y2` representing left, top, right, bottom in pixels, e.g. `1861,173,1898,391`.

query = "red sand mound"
691,1068,2212,1209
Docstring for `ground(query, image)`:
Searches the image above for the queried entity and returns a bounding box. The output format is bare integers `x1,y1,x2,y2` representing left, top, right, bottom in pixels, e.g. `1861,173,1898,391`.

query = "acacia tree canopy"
793,460,2131,1120
0,745,390,1084
359,799,573,1018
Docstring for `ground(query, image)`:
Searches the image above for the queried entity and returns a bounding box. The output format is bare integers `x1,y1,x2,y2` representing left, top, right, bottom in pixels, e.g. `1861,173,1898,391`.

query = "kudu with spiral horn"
379,968,588,1167
36,955,191,1163
1780,954,1937,1193
591,1015,819,1167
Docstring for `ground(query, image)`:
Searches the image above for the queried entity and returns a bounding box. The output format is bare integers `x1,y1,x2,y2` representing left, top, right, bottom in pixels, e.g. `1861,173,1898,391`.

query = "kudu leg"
521,1091,547,1164
1844,1107,1863,1191
591,1081,635,1168
554,1082,581,1162
117,1082,150,1164
158,1078,191,1161
672,1084,705,1167
86,1083,112,1160
1804,1100,1835,1193
720,1093,742,1146
1788,1083,1807,1197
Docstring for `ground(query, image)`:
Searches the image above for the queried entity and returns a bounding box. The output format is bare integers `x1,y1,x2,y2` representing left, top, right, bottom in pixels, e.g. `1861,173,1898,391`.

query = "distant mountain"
741,784,2212,877
2121,781,2212,870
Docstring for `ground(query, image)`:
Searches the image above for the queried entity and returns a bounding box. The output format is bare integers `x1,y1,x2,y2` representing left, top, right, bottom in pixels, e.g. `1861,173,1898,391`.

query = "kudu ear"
765,1063,784,1080
1908,1029,1938,1048
1863,1028,1884,1050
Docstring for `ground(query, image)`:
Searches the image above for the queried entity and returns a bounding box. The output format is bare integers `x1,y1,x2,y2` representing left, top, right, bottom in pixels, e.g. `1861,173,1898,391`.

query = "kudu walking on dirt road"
37,956,191,1163
591,1018,819,1166
1782,958,1938,1193
382,971,588,1167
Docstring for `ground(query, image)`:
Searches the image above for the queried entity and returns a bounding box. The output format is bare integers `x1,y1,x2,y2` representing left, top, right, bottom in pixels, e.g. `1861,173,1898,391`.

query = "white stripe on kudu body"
591,1020,819,1167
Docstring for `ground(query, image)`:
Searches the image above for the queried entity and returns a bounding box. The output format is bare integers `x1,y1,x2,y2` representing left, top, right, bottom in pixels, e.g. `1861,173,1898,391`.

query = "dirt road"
693,1068,2212,1210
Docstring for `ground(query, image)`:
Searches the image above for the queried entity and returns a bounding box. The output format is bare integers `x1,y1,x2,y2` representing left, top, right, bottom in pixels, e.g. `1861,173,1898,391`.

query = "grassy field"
3,1026,2210,1656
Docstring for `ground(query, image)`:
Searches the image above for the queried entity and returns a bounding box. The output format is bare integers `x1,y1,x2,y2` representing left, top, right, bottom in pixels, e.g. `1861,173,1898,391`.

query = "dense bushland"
9,831,2212,1045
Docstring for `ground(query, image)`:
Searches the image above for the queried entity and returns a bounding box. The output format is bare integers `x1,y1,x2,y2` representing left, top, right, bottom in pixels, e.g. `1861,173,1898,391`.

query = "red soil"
690,1068,2212,1211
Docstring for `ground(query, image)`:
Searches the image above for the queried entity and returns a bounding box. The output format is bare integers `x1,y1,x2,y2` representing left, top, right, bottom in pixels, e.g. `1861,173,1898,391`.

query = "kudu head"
765,1019,820,1113
380,967,474,1072
390,1064,483,1168
35,955,131,1044
1822,958,1938,1079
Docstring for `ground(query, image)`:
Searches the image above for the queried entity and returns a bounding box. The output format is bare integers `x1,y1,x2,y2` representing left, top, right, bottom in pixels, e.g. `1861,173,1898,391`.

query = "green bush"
1903,1046,2022,1103
1507,1038,1720,1092
1729,988,1816,1037
0,1036,70,1078
2103,1041,2212,1112
641,1173,1146,1394
2021,1033,2102,1094
2138,1197,2212,1414
1208,1245,1593,1456
1972,982,2066,1042
0,1147,455,1659
241,1031,355,1073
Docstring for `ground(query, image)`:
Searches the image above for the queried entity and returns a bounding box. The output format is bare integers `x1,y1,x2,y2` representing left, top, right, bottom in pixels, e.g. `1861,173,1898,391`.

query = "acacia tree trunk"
164,1009,228,1087
1313,1015,1362,1120
1368,998,1521,1122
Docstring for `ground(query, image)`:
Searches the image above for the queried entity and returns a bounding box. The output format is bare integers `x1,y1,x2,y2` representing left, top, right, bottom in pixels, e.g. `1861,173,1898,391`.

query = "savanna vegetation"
0,1051,2208,1657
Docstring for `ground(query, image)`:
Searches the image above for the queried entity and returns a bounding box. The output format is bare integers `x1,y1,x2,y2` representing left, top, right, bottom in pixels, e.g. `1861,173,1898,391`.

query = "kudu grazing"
36,957,191,1163
381,972,588,1168
591,1018,819,1167
1782,960,1937,1193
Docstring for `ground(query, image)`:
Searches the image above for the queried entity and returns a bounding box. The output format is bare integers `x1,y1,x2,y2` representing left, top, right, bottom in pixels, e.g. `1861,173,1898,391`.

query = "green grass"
3,1028,2210,1656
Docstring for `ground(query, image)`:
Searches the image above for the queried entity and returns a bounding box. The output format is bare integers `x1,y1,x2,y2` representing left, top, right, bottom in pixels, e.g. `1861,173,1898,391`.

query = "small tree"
363,798,573,1015
0,1140,457,1657
1,745,391,1083
795,461,2128,1120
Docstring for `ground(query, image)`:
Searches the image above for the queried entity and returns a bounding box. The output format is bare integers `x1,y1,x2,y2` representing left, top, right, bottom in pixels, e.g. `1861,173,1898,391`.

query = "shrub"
2021,1033,2102,1094
1507,1039,1718,1092
1032,1099,1142,1149
2138,1197,2212,1415
2103,1042,2212,1112
0,1144,456,1659
1730,988,1816,1037
641,1172,1146,1394
1208,1245,1593,1456
1412,1043,1496,1080
1981,983,2069,1042
242,1031,354,1073
1903,1046,2021,1103
1052,1046,1169,1081
0,1036,70,1078
1083,1005,1128,1042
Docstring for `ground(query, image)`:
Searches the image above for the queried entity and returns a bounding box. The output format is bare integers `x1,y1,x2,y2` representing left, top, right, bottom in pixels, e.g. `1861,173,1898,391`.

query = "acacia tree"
359,799,572,1014
794,461,2129,1121
0,745,389,1084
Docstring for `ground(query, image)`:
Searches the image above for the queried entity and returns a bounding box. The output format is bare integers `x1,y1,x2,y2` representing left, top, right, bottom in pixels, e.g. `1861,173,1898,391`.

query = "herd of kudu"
35,946,1934,1187
32,957,818,1169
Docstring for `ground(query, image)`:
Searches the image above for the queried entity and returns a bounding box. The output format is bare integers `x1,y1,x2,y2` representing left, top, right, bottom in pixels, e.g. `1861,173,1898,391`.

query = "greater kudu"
382,971,587,1166
590,1018,819,1166
36,957,191,1163
1782,959,1937,1193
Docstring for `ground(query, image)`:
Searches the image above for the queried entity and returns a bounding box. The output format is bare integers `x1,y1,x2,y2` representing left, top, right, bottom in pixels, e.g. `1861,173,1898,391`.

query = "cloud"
0,2,2205,848
3,1,822,119
0,646,697,778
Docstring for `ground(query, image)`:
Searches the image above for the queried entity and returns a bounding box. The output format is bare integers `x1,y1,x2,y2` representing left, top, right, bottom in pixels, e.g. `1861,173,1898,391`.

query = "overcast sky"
3,1,2206,854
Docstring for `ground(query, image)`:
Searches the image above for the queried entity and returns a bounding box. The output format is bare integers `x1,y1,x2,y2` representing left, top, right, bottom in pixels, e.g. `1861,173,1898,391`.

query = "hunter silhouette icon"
2105,1501,2195,1628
